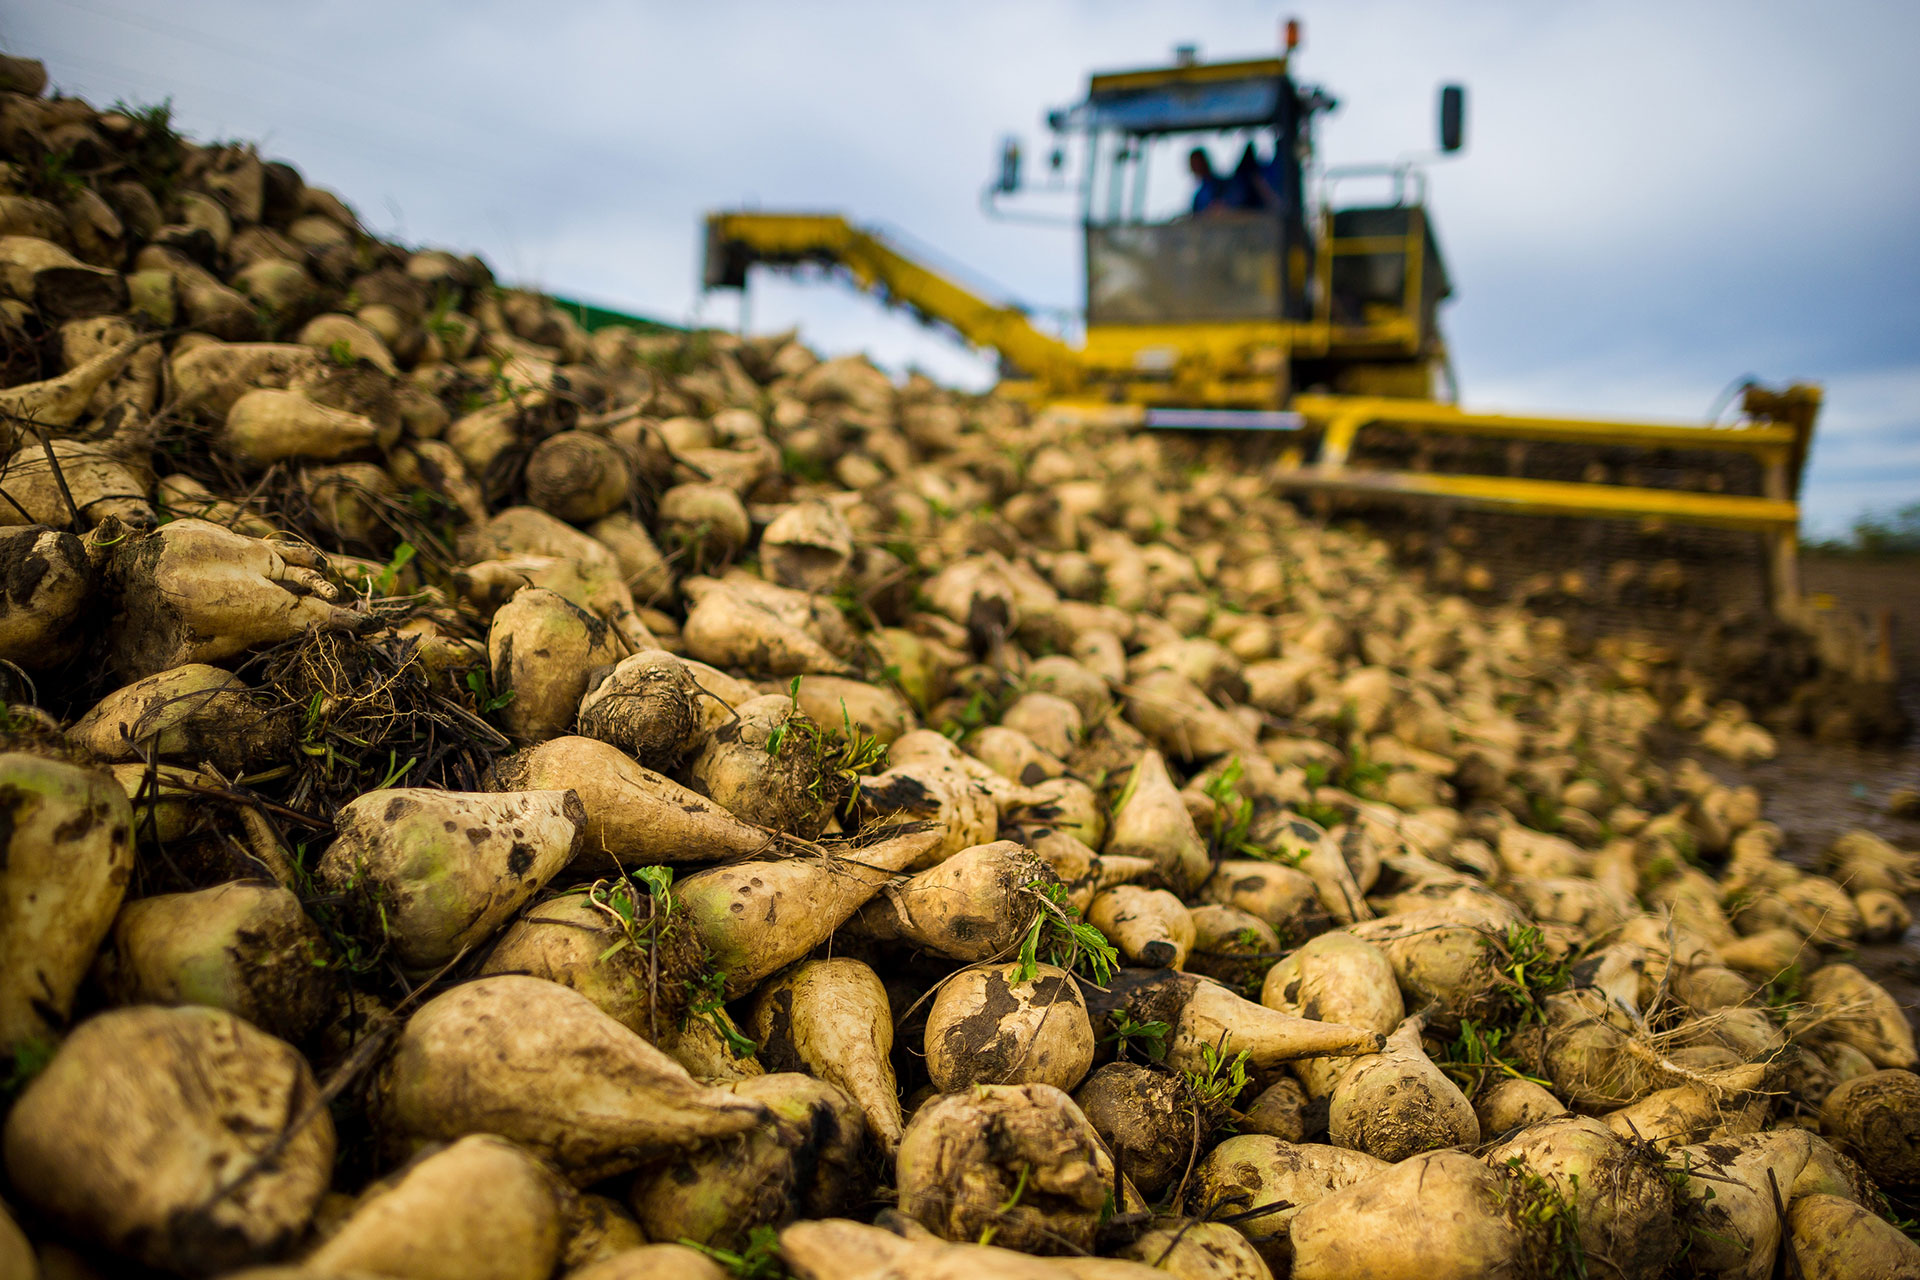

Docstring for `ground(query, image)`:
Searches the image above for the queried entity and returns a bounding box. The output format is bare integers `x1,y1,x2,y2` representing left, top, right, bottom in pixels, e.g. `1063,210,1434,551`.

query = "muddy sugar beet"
0,53,1917,1280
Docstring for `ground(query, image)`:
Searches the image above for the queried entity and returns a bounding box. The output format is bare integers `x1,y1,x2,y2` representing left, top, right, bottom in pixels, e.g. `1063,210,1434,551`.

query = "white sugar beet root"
1796,963,1918,1069
856,732,1004,863
168,341,323,417
0,527,90,666
105,518,365,678
485,735,780,872
487,585,627,745
1818,1069,1920,1188
1188,1136,1386,1271
0,436,154,529
759,499,854,592
1670,1130,1814,1280
1345,903,1514,1027
1602,1061,1772,1150
1788,1194,1920,1280
1087,968,1386,1075
851,840,1052,962
1011,821,1155,915
0,753,133,1056
922,961,1095,1092
1237,1076,1313,1141
575,648,705,769
1115,1219,1275,1279
220,387,394,467
656,482,751,572
1327,1010,1478,1161
374,975,768,1183
1288,1149,1521,1280
306,1135,570,1280
316,788,584,972
0,333,154,426
678,825,946,996
525,429,631,522
1485,1115,1680,1278
627,1073,865,1251
69,662,289,775
1088,885,1195,970
1200,858,1330,941
1477,1076,1571,1134
454,554,658,645
94,879,336,1043
2,1005,334,1275
752,957,904,1152
1072,1061,1192,1198
896,1084,1118,1255
561,1189,649,1268
682,583,851,676
791,673,916,745
1104,749,1211,894
478,879,706,1042
1123,668,1254,762
1261,930,1403,1098
685,693,837,837
1185,902,1280,990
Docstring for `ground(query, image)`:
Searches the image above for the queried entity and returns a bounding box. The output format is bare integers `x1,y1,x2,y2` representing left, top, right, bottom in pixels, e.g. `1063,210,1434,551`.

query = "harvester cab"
701,20,1828,635
984,27,1454,410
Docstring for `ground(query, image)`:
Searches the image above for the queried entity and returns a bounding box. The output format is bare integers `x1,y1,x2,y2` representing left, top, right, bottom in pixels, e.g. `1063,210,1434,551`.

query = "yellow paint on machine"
696,35,1827,625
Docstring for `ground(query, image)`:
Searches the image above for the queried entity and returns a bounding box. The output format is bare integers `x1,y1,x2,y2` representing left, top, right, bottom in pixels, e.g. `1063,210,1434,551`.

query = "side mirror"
1439,84,1466,153
995,137,1023,194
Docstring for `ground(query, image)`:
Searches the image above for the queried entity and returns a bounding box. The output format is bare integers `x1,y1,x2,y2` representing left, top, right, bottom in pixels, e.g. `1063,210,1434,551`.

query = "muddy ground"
1711,734,1920,1032
1702,552,1920,1032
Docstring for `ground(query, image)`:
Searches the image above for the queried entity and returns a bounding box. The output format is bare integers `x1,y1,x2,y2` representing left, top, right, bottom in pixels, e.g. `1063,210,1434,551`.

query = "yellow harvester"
702,23,1822,628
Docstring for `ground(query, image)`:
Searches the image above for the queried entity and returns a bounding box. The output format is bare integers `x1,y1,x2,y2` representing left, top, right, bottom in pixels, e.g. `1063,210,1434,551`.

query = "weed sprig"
765,677,890,808
1102,1012,1170,1062
683,1224,787,1279
1014,879,1118,986
1500,1157,1588,1280
1181,1039,1252,1123
1438,923,1574,1094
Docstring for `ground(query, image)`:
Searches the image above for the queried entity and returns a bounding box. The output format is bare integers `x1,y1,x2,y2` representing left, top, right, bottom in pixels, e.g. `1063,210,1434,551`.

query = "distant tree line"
1803,501,1920,555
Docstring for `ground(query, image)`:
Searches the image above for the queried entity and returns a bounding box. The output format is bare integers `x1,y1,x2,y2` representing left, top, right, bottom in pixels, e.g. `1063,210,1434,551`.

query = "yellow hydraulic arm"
1289,392,1810,522
704,212,1082,388
1278,389,1818,612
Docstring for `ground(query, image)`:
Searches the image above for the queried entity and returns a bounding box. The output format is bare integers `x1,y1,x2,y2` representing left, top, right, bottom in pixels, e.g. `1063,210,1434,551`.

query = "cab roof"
1050,57,1289,136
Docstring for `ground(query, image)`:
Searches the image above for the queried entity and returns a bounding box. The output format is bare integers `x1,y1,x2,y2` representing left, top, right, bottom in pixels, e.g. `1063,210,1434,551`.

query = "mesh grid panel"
1348,425,1769,496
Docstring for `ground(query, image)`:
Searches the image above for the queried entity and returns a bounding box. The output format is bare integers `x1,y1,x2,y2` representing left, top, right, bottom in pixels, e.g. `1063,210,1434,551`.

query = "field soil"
1699,552,1920,1031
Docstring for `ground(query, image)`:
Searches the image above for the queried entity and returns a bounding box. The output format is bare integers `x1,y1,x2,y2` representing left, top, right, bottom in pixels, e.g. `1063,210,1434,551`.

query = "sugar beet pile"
0,52,1917,1280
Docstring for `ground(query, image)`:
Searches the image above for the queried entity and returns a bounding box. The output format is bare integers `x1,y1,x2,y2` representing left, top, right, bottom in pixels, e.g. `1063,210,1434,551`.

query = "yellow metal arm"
1290,391,1808,507
1267,467,1800,532
705,212,1081,387
1291,394,1800,467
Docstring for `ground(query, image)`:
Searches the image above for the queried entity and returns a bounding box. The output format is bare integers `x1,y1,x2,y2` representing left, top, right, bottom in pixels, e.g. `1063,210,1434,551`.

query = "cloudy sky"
10,0,1918,534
